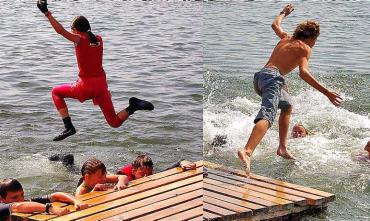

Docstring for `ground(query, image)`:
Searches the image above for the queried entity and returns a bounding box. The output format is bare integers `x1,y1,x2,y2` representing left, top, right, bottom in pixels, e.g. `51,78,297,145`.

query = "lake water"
0,0,202,197
204,1,370,220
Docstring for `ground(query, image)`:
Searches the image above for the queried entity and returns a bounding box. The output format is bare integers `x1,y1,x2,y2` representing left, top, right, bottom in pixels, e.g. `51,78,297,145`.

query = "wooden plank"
77,180,202,221
204,161,334,199
186,216,203,221
77,189,116,201
204,190,267,213
101,189,203,221
158,206,203,221
205,178,294,209
208,168,324,205
132,197,203,221
205,182,280,210
204,195,252,217
45,169,203,221
203,210,222,221
207,172,307,206
204,203,237,220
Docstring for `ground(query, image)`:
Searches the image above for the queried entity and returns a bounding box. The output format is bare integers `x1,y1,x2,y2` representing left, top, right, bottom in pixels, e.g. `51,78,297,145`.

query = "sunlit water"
0,1,202,197
204,1,369,220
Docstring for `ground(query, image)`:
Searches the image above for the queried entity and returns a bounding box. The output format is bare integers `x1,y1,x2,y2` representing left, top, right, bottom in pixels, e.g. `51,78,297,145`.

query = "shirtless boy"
238,4,342,176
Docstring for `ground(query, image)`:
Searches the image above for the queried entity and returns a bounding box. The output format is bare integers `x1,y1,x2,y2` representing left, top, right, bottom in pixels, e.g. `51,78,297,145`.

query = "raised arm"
37,0,80,43
298,52,342,106
271,4,294,39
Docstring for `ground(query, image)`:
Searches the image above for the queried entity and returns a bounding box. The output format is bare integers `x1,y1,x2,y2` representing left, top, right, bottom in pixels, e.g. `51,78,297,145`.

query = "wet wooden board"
203,161,335,220
12,161,335,221
12,161,203,221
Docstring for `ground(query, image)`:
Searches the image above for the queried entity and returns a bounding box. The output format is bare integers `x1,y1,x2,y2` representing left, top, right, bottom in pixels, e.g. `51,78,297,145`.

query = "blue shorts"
253,67,292,126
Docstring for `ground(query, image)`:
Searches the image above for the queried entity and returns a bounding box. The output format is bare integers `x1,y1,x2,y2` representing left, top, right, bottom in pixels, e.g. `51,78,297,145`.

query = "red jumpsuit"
52,35,124,128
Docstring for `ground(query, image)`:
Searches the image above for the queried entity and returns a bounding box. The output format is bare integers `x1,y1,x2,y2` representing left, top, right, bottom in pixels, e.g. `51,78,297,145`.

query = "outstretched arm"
271,4,294,39
10,202,70,216
37,0,80,43
50,192,88,210
298,54,343,106
106,175,129,190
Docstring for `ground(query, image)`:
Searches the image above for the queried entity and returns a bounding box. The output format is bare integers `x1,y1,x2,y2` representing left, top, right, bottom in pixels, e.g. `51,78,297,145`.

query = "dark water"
204,1,369,220
0,1,202,197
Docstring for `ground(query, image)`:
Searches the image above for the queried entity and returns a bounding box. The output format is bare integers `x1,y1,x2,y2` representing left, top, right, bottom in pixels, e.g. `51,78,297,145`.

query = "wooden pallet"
11,161,335,221
203,161,335,221
11,161,204,221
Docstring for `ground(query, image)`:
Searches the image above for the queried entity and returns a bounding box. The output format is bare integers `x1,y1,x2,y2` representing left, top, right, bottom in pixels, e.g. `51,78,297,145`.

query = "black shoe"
126,97,154,115
53,127,76,142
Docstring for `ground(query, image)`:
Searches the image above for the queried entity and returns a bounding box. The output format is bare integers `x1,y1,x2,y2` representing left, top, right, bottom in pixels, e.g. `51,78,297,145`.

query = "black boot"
53,117,76,141
125,97,154,115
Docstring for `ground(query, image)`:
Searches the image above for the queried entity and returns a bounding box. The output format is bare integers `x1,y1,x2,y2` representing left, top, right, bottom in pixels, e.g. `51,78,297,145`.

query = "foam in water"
204,88,370,180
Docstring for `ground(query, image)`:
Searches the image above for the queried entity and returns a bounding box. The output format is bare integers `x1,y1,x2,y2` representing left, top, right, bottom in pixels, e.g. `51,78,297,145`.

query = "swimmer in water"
237,4,342,176
356,140,370,162
37,0,154,141
292,123,310,138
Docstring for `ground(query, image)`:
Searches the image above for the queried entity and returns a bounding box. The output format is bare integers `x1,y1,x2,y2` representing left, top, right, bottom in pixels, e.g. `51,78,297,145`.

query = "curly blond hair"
293,20,320,40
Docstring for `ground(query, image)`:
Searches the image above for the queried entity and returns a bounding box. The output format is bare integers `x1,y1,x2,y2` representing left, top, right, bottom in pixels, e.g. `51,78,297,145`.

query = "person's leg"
98,95,154,128
277,106,294,159
238,73,283,176
51,85,78,141
277,88,294,159
238,119,270,176
97,93,128,128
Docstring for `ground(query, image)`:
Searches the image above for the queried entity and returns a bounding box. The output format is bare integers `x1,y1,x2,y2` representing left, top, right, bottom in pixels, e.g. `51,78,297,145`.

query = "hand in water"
282,4,294,16
326,91,343,107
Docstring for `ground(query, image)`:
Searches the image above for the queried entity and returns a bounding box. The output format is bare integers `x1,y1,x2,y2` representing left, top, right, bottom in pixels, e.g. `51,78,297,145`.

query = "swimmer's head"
292,123,308,138
132,155,153,179
71,16,99,46
293,20,320,47
0,178,25,203
365,140,370,153
78,158,107,187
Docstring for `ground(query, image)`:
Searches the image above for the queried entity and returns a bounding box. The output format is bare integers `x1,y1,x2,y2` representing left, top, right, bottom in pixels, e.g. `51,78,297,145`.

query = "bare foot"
277,147,295,160
237,149,251,177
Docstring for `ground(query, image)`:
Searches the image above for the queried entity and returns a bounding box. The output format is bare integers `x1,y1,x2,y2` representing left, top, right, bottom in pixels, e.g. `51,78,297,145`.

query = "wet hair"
77,158,106,187
0,179,23,199
293,20,320,40
71,16,99,46
132,155,153,170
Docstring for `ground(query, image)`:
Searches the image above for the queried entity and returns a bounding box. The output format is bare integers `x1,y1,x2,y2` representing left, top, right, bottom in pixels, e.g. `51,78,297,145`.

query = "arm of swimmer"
45,13,80,44
50,192,88,210
10,202,46,213
106,175,129,188
75,186,88,197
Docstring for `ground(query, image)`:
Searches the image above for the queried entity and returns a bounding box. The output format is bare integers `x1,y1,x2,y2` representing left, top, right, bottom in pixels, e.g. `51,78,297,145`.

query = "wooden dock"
11,161,335,221
203,161,335,221
11,161,204,221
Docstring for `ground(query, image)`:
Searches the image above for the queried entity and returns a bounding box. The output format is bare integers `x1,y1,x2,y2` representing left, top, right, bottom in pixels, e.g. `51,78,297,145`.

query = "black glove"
37,0,48,13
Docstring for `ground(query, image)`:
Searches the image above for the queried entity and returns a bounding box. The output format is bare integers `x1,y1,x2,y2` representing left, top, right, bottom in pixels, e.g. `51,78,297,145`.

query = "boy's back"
265,37,310,75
